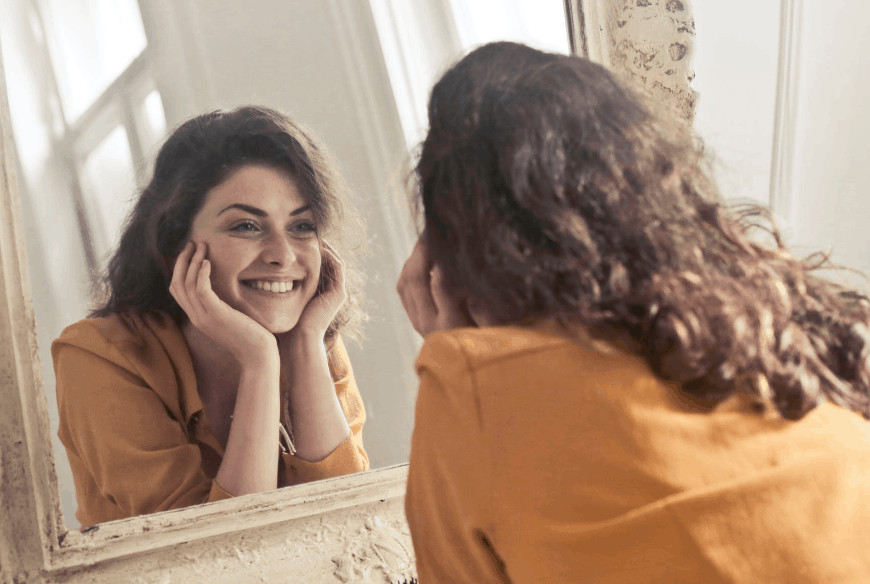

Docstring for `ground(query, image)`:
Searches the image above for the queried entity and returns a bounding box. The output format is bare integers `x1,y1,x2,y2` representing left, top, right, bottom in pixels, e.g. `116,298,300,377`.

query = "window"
0,0,167,529
1,0,166,274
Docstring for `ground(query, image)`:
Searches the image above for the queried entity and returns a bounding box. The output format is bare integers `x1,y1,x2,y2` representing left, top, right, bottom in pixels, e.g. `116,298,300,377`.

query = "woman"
53,106,369,527
398,43,870,582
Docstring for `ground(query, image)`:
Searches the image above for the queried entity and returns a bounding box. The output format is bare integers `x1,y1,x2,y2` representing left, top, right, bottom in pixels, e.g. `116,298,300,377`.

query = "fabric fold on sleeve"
206,478,236,503
53,337,216,526
282,432,369,485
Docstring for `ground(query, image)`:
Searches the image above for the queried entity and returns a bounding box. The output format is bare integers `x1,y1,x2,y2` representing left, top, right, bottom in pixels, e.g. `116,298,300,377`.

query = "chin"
261,318,301,335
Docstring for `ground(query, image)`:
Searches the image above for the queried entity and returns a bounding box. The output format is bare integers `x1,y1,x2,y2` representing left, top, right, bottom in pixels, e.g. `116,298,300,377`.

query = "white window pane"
40,0,147,120
0,0,53,176
81,126,137,262
140,89,167,152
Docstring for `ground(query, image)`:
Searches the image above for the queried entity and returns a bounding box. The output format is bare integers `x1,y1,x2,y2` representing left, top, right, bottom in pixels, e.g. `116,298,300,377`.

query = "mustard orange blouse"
406,325,870,583
52,310,368,527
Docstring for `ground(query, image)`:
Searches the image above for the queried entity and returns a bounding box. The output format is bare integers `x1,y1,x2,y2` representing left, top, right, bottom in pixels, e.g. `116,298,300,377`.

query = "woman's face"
186,163,322,334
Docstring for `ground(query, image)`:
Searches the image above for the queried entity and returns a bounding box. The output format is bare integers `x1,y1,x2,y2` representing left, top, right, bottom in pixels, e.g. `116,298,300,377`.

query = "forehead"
201,163,308,213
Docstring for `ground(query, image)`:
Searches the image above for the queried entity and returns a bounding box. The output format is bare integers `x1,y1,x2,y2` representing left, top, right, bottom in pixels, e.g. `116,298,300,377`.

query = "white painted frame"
0,2,690,581
566,0,698,121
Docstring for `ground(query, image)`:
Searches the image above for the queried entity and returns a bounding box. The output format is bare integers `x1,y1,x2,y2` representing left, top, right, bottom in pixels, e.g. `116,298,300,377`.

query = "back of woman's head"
417,41,870,420
92,105,364,341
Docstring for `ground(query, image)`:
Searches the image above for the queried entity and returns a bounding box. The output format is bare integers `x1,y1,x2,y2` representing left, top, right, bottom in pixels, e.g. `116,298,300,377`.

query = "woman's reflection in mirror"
52,106,369,528
398,42,870,581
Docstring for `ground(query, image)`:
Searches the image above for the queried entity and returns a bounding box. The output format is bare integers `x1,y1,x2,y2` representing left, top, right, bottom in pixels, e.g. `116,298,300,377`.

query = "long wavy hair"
92,105,366,342
416,42,870,421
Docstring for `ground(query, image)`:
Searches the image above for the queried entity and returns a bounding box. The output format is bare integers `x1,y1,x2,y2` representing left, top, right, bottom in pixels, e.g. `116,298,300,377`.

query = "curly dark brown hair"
91,105,366,342
416,42,870,421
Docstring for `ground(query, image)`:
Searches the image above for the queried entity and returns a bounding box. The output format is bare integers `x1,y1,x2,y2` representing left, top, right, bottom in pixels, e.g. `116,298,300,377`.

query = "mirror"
0,0,570,530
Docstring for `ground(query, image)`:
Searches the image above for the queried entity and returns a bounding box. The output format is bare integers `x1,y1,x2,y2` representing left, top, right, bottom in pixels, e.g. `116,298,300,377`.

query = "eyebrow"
217,203,311,217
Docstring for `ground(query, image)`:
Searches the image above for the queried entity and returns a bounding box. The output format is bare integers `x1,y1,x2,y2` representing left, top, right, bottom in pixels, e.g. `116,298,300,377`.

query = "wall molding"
768,0,803,225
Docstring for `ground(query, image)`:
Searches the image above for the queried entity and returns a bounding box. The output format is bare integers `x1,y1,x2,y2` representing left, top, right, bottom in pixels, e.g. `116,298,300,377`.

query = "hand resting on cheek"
397,236,494,337
281,239,347,343
170,240,279,364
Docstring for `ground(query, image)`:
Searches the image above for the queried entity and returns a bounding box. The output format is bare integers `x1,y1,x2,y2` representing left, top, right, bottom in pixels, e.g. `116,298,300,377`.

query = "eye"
230,219,260,233
290,221,318,237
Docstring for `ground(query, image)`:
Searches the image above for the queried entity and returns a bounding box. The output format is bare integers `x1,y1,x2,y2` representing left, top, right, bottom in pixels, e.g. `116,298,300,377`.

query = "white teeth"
247,280,294,293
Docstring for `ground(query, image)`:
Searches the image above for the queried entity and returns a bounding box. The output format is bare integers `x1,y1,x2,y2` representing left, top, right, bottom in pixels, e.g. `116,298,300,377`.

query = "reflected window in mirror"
40,0,147,121
0,0,169,528
1,0,166,276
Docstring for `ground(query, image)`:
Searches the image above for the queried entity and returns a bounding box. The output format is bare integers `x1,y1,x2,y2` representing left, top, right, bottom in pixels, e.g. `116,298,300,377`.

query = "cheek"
199,240,242,295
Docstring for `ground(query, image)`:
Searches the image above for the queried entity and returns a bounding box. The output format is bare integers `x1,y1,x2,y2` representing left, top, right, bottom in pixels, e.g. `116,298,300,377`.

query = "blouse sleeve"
405,332,507,583
53,340,227,526
282,335,369,484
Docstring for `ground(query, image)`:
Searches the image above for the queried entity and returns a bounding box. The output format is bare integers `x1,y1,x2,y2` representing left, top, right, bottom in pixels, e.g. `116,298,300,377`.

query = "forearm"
215,351,281,495
283,332,351,461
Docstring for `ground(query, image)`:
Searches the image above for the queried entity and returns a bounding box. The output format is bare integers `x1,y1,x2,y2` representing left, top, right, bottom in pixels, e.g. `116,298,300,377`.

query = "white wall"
693,0,870,281
788,0,870,276
692,0,781,205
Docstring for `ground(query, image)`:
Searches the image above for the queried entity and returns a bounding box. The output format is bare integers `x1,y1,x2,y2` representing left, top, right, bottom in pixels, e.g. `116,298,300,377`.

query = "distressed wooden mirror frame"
1,1,707,581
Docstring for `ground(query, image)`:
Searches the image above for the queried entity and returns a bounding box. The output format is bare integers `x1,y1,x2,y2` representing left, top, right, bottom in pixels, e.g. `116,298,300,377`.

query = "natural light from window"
40,0,147,121
447,0,569,55
81,125,136,261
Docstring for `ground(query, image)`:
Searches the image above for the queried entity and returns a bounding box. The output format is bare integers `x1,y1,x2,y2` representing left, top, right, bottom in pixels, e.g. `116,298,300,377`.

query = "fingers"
169,241,195,315
318,239,346,297
185,242,209,316
285,239,348,339
429,265,464,318
169,241,212,324
196,257,217,314
397,237,438,336
399,238,435,300
397,236,482,336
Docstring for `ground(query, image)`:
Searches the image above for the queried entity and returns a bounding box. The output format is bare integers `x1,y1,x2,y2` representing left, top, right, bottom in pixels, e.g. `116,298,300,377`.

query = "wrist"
278,329,329,385
281,327,326,351
238,340,281,372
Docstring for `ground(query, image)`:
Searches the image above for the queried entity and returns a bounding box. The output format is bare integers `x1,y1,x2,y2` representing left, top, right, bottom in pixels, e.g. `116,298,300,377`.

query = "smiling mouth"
241,279,298,293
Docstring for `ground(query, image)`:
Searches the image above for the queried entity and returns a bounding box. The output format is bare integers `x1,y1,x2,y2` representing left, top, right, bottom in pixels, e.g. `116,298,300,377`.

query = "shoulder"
416,324,661,404
52,311,194,421
417,325,597,375
52,310,183,370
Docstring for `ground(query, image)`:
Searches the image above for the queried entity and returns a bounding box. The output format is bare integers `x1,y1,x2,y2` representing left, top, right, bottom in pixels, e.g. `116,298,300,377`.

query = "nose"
261,232,297,267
